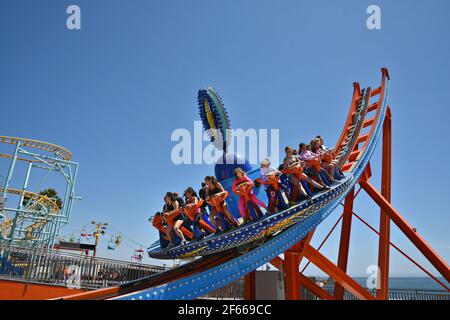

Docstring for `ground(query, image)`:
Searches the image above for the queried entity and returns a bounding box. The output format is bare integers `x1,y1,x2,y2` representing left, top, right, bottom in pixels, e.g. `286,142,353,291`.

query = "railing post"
3,142,21,242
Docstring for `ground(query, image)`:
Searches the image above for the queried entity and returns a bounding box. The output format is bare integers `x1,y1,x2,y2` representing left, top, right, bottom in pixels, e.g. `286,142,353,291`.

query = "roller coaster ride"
59,68,449,300
0,136,79,249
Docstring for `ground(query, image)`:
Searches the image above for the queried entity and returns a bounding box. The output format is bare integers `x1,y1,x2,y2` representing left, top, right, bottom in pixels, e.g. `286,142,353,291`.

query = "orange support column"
244,271,256,300
334,188,355,299
377,107,392,299
283,231,315,300
284,252,300,299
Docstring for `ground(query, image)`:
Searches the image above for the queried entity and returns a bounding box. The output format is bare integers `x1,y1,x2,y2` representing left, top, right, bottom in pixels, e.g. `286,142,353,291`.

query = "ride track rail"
58,68,390,300
0,136,72,161
0,188,60,214
0,135,78,247
0,136,68,230
0,188,60,236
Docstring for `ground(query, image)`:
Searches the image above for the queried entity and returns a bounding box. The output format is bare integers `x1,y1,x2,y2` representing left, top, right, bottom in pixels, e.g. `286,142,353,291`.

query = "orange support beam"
303,244,375,300
298,273,335,300
360,181,450,282
341,162,353,172
367,102,379,113
356,133,369,144
370,86,381,97
363,117,375,128
377,108,392,299
270,256,283,270
348,150,360,162
334,188,355,299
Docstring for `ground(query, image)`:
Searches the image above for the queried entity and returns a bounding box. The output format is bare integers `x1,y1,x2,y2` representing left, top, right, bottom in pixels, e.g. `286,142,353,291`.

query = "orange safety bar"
233,182,253,200
281,165,304,182
183,199,216,234
206,191,239,226
152,214,167,235
260,174,281,191
304,158,322,173
164,208,194,240
205,191,229,212
321,151,335,164
233,183,254,221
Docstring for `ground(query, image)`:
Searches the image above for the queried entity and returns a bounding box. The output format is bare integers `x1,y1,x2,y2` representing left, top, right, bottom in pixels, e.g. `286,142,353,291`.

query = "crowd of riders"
151,136,345,249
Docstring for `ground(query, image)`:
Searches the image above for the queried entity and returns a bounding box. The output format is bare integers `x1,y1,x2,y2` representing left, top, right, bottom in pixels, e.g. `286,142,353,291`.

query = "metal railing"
1,244,447,300
201,279,450,300
303,286,450,301
0,244,165,289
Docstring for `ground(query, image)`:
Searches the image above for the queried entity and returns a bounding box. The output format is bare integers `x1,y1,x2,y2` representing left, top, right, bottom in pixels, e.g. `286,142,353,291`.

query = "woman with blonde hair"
232,167,266,223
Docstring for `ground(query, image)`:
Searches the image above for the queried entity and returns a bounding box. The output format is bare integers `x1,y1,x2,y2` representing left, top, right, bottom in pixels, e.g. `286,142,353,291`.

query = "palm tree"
23,188,63,209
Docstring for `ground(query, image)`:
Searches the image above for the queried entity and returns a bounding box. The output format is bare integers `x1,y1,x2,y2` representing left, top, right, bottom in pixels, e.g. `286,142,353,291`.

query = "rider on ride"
232,167,266,223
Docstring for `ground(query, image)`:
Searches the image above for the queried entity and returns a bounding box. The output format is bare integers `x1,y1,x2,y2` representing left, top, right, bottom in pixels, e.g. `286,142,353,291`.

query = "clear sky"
1,0,449,279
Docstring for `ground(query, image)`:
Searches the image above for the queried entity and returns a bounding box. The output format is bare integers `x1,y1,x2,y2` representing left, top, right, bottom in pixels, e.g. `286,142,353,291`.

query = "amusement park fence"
0,244,165,289
303,286,450,300
202,279,450,300
1,244,448,300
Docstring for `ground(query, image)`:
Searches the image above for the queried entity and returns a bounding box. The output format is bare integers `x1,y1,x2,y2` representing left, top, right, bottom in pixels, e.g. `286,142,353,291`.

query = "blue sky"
1,0,449,279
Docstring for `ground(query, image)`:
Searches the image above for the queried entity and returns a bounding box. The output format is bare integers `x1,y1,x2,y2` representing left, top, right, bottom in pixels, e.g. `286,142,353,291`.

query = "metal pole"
2,142,20,197
18,162,33,208
5,142,21,243
66,162,79,223
9,162,34,245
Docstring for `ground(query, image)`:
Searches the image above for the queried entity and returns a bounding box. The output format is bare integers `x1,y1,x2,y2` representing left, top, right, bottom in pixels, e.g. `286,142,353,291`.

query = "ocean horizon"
315,276,449,291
